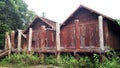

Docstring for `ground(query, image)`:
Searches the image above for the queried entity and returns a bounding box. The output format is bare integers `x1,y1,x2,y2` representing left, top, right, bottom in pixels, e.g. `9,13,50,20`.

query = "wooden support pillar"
56,23,61,60
28,28,32,52
98,16,104,51
5,32,8,50
75,19,80,50
17,30,22,52
8,32,11,54
11,31,15,50
40,26,46,59
40,25,46,51
5,32,11,54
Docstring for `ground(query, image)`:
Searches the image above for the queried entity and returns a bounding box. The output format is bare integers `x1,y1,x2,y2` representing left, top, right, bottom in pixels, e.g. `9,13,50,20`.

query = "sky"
24,0,120,23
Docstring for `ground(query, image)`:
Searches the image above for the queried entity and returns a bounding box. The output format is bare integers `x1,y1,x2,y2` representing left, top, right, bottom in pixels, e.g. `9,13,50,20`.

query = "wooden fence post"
11,31,15,50
17,30,22,53
98,16,104,51
28,28,32,52
56,23,61,60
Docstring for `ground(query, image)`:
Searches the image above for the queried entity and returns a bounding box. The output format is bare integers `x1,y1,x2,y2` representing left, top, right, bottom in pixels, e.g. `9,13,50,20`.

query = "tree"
0,0,36,48
116,19,120,26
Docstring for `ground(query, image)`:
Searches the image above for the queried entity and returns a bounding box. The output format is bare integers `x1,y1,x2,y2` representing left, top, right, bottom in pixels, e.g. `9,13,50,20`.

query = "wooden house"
22,16,56,52
60,5,120,53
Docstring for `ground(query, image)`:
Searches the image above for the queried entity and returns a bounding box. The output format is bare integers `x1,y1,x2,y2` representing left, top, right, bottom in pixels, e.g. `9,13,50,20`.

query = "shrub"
43,54,58,65
0,52,40,67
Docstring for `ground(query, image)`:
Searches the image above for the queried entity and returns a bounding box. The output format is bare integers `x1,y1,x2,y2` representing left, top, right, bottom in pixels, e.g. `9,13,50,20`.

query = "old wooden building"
22,16,56,52
21,5,120,53
60,5,120,53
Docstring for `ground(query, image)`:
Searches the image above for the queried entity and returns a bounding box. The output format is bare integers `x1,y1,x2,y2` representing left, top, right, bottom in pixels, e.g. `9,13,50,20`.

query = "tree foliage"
116,19,120,26
0,0,36,48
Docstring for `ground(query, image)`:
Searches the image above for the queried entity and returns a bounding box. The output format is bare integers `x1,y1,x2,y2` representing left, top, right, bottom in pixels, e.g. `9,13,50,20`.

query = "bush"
43,54,58,65
0,52,40,67
0,50,120,68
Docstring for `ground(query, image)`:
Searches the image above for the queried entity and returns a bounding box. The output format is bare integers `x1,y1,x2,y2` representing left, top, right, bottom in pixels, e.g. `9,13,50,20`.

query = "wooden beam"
7,32,11,54
40,25,46,50
98,16,104,51
56,23,61,60
17,30,22,52
75,19,80,50
5,32,8,50
56,23,60,51
5,32,11,54
11,31,15,50
28,28,32,51
21,33,26,38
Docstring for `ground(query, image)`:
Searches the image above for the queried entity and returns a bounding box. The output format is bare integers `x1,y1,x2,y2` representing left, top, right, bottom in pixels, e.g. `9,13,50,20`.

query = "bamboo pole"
98,16,104,51
28,28,32,51
17,30,22,52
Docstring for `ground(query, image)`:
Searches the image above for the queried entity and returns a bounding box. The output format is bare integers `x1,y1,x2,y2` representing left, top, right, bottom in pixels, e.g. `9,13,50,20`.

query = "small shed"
60,5,120,53
23,16,56,52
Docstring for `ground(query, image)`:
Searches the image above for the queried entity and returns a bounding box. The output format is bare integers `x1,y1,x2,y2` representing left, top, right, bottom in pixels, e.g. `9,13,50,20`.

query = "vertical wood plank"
98,16,104,51
75,19,80,50
11,31,15,50
17,30,22,52
104,21,110,47
28,28,32,51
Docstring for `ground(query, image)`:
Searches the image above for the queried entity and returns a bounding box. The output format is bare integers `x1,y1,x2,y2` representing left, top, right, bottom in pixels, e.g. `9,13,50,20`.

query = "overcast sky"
25,0,120,23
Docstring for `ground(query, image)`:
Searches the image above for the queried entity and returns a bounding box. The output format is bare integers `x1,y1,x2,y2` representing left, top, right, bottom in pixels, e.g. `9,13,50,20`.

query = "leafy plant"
0,52,40,67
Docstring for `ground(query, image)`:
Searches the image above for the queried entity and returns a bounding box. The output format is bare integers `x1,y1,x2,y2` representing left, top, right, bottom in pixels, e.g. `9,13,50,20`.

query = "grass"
0,50,120,68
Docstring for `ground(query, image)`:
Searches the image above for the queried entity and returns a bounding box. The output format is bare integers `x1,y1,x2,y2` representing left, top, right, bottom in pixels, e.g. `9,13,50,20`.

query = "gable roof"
62,5,116,26
24,16,56,33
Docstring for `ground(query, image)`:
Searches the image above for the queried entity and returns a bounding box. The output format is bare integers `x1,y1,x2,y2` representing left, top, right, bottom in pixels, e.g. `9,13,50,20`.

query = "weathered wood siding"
61,8,100,52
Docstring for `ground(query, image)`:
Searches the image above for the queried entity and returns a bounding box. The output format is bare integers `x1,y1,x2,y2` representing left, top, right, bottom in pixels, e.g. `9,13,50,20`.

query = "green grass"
0,50,120,68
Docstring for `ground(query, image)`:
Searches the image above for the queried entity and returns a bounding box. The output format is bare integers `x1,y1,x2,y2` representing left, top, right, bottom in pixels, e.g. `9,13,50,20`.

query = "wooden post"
75,19,80,50
56,23,61,60
40,26,46,59
8,32,11,54
98,16,104,51
5,32,8,50
40,26,46,51
5,32,11,54
11,31,15,50
17,30,22,52
28,28,32,52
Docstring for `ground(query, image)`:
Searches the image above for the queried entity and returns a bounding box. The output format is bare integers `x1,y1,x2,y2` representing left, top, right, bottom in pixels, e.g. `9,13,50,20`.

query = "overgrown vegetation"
0,50,120,68
0,52,40,68
0,0,36,48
